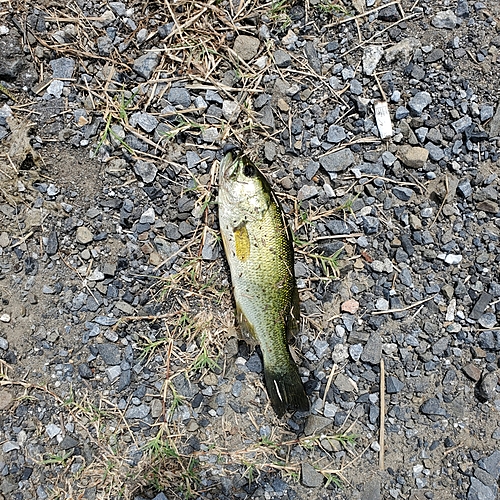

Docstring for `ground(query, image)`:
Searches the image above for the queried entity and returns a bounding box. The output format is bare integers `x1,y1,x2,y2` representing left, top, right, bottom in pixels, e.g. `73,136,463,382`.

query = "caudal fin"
264,363,309,418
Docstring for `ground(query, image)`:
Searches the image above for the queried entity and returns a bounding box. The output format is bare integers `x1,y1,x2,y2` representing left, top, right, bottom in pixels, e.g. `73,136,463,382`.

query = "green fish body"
218,150,309,417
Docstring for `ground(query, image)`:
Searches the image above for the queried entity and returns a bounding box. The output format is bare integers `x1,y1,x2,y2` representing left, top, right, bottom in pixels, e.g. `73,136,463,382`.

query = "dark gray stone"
273,49,291,68
246,353,263,373
319,148,355,173
361,333,382,364
167,87,191,108
133,52,159,79
470,293,493,320
393,186,414,201
420,397,446,416
97,343,121,366
458,179,473,197
479,451,500,480
468,476,496,500
301,462,323,488
78,363,93,379
362,216,380,235
386,376,404,393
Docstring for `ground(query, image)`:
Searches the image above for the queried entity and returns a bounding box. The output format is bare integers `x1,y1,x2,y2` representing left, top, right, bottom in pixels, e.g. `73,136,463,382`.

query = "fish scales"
218,149,309,417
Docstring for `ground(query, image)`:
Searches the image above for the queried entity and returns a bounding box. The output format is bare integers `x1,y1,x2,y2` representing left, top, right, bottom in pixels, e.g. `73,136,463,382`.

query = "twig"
379,357,385,470
322,363,339,407
430,175,449,228
372,294,436,315
325,1,401,27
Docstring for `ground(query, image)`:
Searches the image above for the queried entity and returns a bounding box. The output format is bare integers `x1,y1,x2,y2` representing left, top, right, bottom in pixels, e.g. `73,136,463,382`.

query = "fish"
218,146,309,417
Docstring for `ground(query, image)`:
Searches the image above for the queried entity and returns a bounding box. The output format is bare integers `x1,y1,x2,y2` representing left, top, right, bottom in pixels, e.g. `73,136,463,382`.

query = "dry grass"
0,1,387,497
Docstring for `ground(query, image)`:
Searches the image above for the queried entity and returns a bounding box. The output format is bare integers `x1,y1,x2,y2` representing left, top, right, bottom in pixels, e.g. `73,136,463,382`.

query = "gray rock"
201,231,219,261
201,126,220,142
97,35,113,56
304,41,321,73
258,105,275,129
301,463,323,488
78,363,93,379
320,148,355,173
360,478,381,500
384,37,420,64
426,48,445,63
326,220,351,235
470,293,493,320
46,230,59,255
395,106,409,120
50,57,75,78
233,35,260,61
304,414,332,436
350,79,363,95
327,125,346,143
378,4,400,21
452,115,472,133
273,49,291,68
167,87,191,108
458,179,473,197
362,216,380,235
97,343,121,365
246,353,263,372
477,372,499,401
76,227,94,244
129,112,158,132
134,160,157,183
489,105,500,137
334,373,356,392
478,313,497,329
363,45,384,76
408,91,432,115
426,142,445,161
420,397,446,416
480,105,494,122
386,376,404,393
297,185,319,201
479,451,500,480
106,365,121,382
468,476,496,500
432,10,459,29
46,423,61,438
133,51,159,79
94,316,118,326
456,0,470,17
393,186,414,201
222,100,240,123
125,403,150,419
59,435,79,450
361,333,382,364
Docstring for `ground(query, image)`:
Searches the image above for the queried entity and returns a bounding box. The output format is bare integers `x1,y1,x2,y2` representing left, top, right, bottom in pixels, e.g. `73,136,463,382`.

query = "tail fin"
264,363,309,418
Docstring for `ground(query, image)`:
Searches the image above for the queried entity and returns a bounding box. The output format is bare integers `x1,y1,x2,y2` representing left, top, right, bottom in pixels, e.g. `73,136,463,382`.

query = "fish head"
219,151,272,216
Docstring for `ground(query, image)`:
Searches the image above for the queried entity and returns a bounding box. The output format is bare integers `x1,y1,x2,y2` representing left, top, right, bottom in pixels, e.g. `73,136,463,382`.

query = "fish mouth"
220,146,241,183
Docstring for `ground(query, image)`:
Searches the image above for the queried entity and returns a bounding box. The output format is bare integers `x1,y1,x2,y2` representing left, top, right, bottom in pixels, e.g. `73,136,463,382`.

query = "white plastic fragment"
374,100,393,139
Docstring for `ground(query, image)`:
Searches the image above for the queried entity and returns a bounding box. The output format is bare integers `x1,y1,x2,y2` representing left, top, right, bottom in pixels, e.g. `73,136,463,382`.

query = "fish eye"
243,162,255,177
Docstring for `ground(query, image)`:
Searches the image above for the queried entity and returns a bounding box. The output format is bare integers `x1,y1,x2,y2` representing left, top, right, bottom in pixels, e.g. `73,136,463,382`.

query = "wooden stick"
372,295,436,315
379,357,385,470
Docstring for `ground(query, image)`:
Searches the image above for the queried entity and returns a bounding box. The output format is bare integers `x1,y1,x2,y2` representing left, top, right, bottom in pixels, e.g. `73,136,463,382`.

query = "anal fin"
235,301,258,348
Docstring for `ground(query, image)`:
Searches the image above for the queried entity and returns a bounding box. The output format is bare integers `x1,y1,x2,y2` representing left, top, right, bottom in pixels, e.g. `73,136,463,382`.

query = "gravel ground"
1,0,500,499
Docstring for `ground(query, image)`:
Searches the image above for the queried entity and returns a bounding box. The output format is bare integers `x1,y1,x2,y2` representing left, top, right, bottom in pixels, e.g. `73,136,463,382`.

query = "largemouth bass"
218,147,309,417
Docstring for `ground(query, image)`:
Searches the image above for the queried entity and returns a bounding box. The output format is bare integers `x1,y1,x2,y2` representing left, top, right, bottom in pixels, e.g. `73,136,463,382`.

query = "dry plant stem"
379,357,385,470
372,294,436,315
326,0,402,27
430,175,449,228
